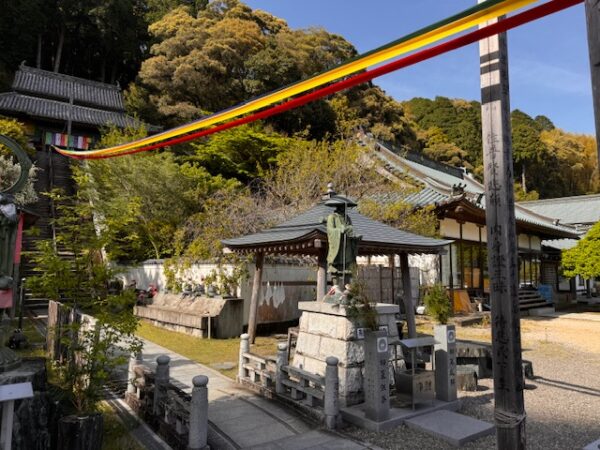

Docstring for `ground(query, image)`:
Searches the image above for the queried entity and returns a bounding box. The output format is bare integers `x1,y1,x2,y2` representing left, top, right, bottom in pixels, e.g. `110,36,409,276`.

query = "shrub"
423,283,451,324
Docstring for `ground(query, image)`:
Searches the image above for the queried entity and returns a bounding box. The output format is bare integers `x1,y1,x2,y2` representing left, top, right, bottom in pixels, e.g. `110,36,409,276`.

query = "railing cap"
192,375,209,387
326,356,339,366
157,354,171,365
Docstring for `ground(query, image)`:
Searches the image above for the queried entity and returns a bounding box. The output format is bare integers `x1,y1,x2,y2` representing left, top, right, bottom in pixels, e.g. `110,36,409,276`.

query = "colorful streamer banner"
73,0,581,160
45,132,92,150
57,0,539,159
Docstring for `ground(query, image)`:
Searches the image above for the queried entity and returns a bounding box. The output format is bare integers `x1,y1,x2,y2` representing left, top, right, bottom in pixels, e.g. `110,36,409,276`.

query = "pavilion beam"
479,9,526,449
585,0,600,164
400,252,416,339
247,252,264,344
389,255,396,305
316,248,328,301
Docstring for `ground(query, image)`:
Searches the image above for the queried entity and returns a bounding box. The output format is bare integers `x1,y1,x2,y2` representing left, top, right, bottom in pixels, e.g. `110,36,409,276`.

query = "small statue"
322,197,361,304
0,193,18,290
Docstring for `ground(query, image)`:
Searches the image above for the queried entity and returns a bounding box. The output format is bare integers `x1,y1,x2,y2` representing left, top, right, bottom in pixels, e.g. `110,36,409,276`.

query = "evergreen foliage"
423,283,451,324
562,221,600,280
27,190,142,414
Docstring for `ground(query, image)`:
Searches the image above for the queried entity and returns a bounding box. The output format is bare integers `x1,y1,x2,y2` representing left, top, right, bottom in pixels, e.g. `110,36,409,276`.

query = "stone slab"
583,438,600,450
244,430,369,450
341,400,458,432
298,301,399,317
404,410,494,447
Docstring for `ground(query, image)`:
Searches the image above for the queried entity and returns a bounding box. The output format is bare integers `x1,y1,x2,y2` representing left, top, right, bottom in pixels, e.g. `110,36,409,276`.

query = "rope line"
56,0,538,158
57,0,582,159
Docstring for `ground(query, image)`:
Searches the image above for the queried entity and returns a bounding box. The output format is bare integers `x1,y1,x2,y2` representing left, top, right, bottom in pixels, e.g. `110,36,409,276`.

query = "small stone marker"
434,324,457,402
364,330,390,422
405,410,494,447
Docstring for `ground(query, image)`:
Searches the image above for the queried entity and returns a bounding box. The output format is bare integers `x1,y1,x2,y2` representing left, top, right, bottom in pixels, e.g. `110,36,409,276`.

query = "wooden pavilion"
222,191,452,341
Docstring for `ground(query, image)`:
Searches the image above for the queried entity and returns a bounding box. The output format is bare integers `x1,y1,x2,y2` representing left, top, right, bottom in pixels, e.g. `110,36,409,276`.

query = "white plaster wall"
118,260,316,326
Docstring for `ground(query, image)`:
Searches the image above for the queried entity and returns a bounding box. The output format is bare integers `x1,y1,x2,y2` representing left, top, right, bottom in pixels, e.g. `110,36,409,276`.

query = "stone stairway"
21,148,76,311
518,289,549,311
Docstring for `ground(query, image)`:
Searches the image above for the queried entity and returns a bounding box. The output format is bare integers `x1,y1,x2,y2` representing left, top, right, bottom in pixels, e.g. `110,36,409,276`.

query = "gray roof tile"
13,65,124,111
520,194,600,226
223,200,452,254
0,92,140,129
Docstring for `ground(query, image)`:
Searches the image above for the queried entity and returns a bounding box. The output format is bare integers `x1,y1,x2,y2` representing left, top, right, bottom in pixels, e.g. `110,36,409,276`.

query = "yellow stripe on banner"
63,0,536,158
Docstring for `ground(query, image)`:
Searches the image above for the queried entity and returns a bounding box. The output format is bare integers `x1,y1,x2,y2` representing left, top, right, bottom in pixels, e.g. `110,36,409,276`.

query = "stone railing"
126,354,209,450
237,334,340,429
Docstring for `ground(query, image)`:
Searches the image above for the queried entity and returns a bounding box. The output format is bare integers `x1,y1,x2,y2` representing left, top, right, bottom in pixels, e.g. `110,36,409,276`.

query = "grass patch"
99,402,144,450
136,321,280,379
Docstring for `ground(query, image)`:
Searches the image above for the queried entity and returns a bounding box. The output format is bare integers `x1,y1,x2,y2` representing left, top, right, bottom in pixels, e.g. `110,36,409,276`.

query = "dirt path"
446,313,600,359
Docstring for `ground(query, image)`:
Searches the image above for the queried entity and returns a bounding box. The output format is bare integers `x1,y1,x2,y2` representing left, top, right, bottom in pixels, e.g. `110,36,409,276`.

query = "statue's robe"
326,212,360,275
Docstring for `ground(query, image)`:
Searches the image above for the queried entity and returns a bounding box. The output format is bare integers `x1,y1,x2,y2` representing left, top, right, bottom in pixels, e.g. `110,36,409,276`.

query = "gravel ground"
344,315,600,449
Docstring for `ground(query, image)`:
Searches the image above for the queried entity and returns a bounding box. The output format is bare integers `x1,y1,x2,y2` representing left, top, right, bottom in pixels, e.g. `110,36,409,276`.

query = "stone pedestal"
292,301,399,406
434,324,457,402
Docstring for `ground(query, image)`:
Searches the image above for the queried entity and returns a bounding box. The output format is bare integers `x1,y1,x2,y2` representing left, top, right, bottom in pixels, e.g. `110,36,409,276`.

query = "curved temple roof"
222,196,452,256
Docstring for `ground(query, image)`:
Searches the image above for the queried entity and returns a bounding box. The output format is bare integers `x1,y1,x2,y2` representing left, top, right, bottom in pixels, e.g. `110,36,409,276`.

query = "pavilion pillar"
248,252,264,344
316,249,328,301
389,255,396,305
400,252,416,339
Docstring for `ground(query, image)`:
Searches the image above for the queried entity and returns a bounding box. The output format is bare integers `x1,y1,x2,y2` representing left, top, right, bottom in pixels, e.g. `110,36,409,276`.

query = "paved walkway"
140,339,375,450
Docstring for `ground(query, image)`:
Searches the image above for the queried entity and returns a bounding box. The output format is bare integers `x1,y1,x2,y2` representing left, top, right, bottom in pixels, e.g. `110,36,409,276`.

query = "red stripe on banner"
60,0,582,160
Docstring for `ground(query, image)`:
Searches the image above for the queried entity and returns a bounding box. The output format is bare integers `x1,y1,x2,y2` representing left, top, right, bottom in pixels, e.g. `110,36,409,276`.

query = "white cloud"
510,59,591,95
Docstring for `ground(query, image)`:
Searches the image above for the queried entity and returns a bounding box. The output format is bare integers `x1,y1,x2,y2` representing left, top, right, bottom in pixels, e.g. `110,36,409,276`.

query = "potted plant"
423,283,457,402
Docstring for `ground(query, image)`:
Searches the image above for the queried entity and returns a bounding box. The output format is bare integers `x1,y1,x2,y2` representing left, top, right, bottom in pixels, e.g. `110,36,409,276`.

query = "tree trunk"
54,26,65,73
521,166,527,193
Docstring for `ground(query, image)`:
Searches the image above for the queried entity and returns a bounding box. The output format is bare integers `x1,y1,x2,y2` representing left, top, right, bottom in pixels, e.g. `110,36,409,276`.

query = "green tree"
28,190,142,414
189,125,292,182
77,126,237,261
562,221,600,279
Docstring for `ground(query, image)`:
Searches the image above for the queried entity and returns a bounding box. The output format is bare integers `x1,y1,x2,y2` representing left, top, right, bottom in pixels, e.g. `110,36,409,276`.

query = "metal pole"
585,0,600,165
478,6,526,449
17,278,25,330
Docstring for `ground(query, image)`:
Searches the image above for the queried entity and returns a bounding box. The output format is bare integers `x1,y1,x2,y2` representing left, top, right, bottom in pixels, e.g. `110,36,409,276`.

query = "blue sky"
244,0,594,134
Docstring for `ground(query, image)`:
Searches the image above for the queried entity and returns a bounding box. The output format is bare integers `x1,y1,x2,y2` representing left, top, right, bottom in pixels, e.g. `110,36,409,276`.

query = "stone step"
404,410,494,447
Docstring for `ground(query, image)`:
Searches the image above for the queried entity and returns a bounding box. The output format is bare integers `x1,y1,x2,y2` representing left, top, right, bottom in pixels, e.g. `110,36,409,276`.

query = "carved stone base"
292,301,399,406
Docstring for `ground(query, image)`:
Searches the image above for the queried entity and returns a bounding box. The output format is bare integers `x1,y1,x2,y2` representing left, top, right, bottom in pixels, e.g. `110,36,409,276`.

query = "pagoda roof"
222,195,452,256
369,139,579,240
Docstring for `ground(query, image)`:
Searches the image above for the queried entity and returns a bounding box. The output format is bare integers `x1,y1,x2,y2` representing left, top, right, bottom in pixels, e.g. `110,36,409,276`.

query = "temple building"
0,64,147,151
520,194,600,297
367,137,580,309
0,64,152,310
